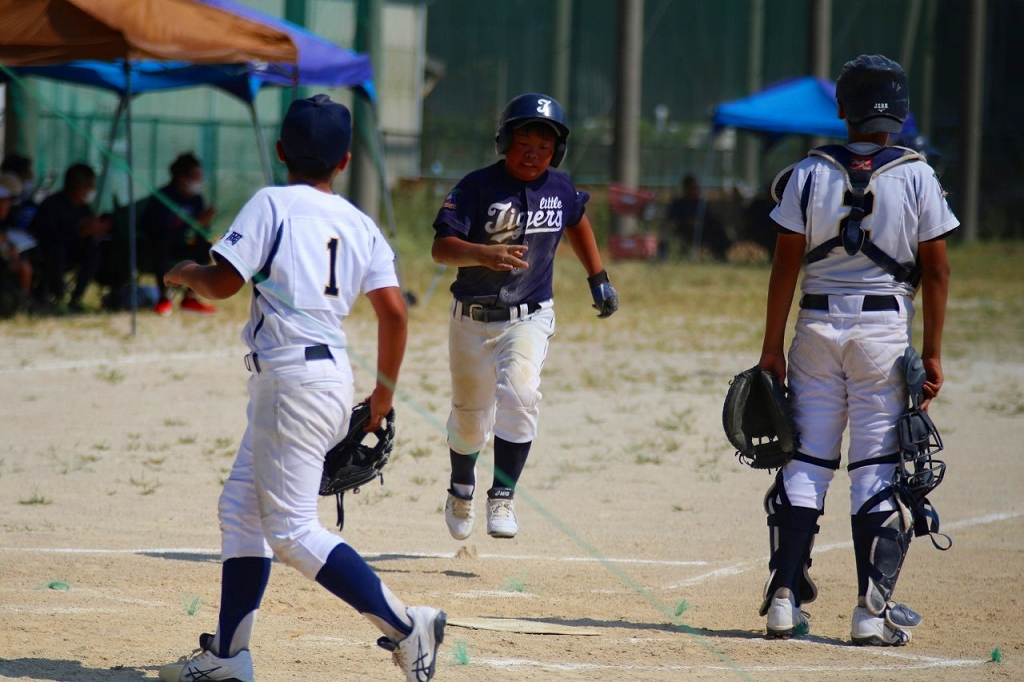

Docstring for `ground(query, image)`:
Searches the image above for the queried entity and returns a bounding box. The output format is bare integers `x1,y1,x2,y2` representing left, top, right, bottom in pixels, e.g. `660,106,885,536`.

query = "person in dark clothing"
743,182,780,258
28,163,110,313
142,152,217,315
661,174,733,261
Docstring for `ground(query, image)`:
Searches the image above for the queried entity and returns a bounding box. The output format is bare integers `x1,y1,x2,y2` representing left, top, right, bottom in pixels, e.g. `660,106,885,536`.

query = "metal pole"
350,0,382,220
962,0,986,242
900,0,924,74
551,0,573,106
807,0,831,149
124,61,137,336
93,95,126,212
921,0,938,139
249,101,273,186
610,0,644,237
743,0,765,190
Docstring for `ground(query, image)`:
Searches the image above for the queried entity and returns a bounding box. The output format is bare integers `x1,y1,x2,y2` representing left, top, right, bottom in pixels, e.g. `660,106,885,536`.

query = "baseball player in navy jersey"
432,93,618,540
159,95,445,682
757,56,957,646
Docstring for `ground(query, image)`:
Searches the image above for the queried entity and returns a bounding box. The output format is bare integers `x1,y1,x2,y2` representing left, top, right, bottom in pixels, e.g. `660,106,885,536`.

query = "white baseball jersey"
212,185,398,353
772,142,959,297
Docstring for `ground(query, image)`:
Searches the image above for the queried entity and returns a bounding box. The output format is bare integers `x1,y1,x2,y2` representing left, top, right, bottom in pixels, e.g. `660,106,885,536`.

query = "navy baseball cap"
280,94,353,169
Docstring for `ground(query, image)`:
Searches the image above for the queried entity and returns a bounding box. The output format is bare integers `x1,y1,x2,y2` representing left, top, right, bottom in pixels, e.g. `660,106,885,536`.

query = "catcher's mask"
896,407,945,503
320,402,395,529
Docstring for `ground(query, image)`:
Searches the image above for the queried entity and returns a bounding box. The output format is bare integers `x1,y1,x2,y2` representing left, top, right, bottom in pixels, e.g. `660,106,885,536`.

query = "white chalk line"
0,349,239,374
662,510,1021,589
0,546,705,567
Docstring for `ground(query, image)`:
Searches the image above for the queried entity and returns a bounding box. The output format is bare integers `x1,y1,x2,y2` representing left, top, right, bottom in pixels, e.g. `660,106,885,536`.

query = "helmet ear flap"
495,125,511,157
551,139,567,168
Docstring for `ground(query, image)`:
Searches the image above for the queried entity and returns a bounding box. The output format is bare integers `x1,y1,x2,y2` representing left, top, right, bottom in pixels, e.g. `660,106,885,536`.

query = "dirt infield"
1,277,1021,681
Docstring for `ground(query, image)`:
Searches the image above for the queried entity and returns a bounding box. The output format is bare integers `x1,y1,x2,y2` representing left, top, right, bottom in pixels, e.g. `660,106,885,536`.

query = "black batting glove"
587,270,618,318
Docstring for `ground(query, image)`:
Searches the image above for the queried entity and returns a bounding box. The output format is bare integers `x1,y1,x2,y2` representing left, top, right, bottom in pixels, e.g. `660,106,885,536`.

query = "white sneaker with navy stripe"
159,633,253,682
377,606,447,682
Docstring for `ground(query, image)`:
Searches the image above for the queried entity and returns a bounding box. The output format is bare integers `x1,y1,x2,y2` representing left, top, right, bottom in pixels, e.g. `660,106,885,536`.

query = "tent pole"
248,101,273,185
124,61,138,336
691,137,716,260
94,94,126,213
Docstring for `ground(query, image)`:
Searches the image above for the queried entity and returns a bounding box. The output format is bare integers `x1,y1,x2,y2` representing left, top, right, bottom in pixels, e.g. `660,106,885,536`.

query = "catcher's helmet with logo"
495,93,570,167
836,54,909,135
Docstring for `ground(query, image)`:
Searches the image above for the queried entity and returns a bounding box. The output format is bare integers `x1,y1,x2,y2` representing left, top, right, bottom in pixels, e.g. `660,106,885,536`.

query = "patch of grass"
674,599,690,616
179,435,198,445
129,474,160,496
213,437,233,449
408,445,433,460
635,453,663,465
656,408,696,434
410,476,436,486
91,442,112,451
501,576,528,593
180,595,202,616
19,491,52,505
164,418,187,427
452,639,470,665
96,368,126,385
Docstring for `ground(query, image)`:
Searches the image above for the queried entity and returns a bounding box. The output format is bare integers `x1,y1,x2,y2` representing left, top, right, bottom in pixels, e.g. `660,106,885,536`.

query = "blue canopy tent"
712,76,917,138
7,1,377,325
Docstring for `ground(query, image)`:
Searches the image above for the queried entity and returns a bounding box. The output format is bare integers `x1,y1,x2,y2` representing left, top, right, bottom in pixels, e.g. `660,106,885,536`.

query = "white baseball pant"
782,295,915,515
446,301,555,454
219,345,353,579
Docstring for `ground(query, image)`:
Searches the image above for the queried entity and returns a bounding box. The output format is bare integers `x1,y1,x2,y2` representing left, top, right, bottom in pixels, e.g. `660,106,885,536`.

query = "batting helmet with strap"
495,93,570,167
836,54,909,135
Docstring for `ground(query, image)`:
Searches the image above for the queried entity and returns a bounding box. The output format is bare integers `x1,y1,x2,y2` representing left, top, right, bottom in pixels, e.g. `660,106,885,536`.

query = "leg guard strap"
852,504,913,617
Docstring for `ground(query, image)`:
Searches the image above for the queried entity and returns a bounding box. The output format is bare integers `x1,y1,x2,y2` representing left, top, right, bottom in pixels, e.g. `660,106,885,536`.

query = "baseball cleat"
377,606,447,682
851,604,914,646
445,489,475,540
765,589,810,639
159,633,254,682
486,491,518,538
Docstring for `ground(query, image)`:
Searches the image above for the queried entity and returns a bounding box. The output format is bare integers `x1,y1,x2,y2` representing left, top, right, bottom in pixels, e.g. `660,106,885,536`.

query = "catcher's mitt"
320,401,395,529
722,366,799,469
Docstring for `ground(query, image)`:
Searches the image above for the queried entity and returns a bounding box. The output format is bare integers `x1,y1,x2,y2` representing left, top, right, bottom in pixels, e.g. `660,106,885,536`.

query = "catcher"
747,55,957,646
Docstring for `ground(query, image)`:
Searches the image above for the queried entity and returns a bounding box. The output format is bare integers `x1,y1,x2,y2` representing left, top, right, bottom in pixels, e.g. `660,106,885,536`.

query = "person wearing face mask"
142,152,218,315
1,153,40,230
27,162,111,314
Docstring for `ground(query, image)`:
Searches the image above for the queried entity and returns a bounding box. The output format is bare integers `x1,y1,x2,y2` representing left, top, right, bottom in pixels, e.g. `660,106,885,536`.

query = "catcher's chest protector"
801,145,925,286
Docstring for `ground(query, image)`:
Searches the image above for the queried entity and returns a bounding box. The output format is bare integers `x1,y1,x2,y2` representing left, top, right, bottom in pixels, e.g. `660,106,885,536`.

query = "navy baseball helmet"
495,93,570,167
835,55,909,134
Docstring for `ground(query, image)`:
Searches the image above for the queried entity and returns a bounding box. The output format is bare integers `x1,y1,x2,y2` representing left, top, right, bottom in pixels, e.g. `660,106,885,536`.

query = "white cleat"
851,605,914,646
159,634,254,682
445,490,475,540
486,494,518,539
765,589,810,639
377,606,447,682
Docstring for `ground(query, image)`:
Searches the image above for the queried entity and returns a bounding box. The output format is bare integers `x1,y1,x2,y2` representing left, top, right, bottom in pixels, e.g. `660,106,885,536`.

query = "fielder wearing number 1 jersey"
160,95,445,682
757,56,956,647
433,93,618,541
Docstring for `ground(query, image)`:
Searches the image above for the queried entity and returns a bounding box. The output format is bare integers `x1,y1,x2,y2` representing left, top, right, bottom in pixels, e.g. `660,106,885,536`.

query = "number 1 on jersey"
324,237,340,297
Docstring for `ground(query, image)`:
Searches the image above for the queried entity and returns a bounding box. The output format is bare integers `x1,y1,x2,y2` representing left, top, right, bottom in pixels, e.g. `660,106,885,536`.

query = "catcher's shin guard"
851,503,917,619
759,472,822,616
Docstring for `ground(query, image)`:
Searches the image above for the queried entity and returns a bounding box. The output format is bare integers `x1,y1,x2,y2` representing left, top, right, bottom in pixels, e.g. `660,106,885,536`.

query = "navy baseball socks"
486,438,531,538
446,450,479,539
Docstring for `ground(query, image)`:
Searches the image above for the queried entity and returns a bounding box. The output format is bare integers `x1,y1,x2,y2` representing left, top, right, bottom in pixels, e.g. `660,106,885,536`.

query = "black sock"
491,437,532,493
449,449,479,489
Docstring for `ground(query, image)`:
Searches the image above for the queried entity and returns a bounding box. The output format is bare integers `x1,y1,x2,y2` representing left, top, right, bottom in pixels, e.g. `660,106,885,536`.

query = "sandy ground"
0,296,1021,682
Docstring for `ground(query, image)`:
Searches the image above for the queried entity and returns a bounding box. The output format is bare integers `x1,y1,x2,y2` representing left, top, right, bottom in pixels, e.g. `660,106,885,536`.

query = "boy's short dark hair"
64,163,96,191
170,152,202,179
512,121,559,141
1,153,32,178
283,157,334,184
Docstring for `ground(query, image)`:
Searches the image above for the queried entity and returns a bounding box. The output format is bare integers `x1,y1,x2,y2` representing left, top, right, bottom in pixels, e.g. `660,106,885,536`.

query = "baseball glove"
320,401,396,529
722,366,799,469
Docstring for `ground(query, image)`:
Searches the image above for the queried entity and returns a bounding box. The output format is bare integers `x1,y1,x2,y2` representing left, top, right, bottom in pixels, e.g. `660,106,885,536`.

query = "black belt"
248,344,333,373
459,301,541,322
800,294,899,312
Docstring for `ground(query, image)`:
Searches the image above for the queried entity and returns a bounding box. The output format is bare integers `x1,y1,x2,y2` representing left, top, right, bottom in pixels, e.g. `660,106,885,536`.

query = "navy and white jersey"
433,161,589,305
772,142,959,297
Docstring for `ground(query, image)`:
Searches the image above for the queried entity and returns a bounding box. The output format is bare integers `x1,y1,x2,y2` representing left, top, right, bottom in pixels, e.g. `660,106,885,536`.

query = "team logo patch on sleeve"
442,188,460,210
224,231,244,245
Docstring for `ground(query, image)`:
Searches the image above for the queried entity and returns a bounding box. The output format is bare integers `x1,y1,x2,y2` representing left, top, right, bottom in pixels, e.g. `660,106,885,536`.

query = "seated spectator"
28,163,110,313
1,153,40,230
661,174,732,261
742,182,779,258
142,152,217,315
0,182,34,315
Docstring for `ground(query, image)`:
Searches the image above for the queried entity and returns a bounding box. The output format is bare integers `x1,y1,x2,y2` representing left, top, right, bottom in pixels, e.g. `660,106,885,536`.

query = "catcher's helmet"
319,402,395,497
836,54,909,135
495,93,570,167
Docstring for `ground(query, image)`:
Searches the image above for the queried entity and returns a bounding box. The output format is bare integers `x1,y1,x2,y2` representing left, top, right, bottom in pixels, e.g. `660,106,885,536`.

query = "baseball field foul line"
662,510,1021,590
